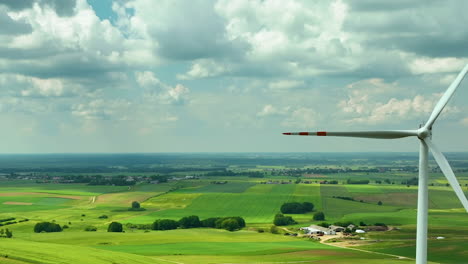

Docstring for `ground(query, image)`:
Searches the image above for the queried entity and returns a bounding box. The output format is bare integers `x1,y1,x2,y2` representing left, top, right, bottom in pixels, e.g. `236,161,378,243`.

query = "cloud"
177,59,228,80
338,78,455,124
0,0,77,16
71,99,132,120
0,0,156,81
281,107,318,128
161,84,190,105
408,57,467,75
0,8,32,35
268,80,305,91
257,104,290,117
135,71,191,105
124,0,247,61
135,71,161,87
345,0,468,58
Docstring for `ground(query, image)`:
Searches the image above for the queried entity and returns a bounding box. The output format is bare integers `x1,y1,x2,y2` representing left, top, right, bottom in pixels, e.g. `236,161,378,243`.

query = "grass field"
1,229,414,264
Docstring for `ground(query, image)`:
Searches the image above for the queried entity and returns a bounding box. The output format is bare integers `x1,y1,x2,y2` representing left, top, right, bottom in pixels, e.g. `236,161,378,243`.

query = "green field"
1,169,467,264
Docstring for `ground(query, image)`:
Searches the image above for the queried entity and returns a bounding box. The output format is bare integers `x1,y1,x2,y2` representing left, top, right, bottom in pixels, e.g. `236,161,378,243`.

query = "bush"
131,201,140,209
5,229,12,238
273,213,296,226
318,222,330,228
62,225,69,229
377,201,383,206
219,219,240,231
34,222,62,233
178,215,201,228
98,215,108,219
257,228,265,233
126,223,151,230
280,202,314,214
313,211,325,221
152,219,179,230
84,226,97,231
201,217,221,228
270,225,280,234
107,222,123,232
228,216,246,228
374,222,387,227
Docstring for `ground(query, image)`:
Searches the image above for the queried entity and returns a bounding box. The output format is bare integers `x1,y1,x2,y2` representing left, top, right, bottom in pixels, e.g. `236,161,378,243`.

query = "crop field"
0,153,467,263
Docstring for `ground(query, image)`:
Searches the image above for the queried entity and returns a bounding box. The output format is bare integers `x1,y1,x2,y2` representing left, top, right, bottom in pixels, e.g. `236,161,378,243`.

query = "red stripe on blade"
299,132,309,135
317,131,327,136
282,133,291,135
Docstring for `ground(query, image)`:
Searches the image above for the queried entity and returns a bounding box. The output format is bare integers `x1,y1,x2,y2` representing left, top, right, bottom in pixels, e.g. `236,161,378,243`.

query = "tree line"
113,215,246,232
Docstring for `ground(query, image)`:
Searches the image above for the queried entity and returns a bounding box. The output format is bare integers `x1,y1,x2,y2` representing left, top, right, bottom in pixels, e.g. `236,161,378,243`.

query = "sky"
0,0,468,153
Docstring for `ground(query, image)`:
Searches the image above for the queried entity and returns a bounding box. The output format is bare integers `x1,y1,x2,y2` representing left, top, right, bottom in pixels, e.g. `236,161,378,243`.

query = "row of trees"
153,215,246,232
346,179,370,184
205,169,265,178
113,216,247,233
280,202,314,214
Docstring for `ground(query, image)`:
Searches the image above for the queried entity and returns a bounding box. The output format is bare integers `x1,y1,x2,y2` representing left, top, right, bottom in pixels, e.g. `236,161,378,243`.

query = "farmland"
0,153,467,263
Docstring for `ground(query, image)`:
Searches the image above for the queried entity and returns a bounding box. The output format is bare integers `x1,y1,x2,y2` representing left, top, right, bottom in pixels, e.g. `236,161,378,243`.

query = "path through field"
318,236,415,262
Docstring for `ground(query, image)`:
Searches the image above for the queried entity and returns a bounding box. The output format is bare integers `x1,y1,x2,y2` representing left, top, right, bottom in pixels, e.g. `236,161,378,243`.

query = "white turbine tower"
283,64,468,264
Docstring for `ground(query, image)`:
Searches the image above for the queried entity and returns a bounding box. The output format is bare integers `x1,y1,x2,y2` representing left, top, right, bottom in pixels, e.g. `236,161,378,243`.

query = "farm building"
300,225,336,235
329,225,345,232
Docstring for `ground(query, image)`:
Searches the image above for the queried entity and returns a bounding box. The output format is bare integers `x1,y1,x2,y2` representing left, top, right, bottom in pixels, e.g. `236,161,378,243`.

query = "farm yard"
0,153,467,263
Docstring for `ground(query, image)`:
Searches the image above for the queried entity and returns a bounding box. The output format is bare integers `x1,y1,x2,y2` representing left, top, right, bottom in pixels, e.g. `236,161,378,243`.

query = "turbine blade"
425,63,468,129
282,130,418,139
424,138,468,212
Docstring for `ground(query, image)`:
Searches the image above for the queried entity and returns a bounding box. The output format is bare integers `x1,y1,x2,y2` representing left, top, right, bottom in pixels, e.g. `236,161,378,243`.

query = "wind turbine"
283,64,468,264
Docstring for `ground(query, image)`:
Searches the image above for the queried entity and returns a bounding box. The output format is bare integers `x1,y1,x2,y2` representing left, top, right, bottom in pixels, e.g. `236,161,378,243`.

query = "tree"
5,229,12,238
313,211,325,221
34,222,62,233
201,217,221,228
178,215,201,228
280,202,314,214
219,219,240,231
318,222,330,228
131,201,140,209
107,222,123,232
273,213,296,226
214,217,245,231
270,225,280,234
302,202,314,212
84,226,97,231
153,219,179,230
377,201,383,206
229,216,246,228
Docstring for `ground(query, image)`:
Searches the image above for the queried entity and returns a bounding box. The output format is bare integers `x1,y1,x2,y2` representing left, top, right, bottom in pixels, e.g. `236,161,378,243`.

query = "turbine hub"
417,127,431,139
